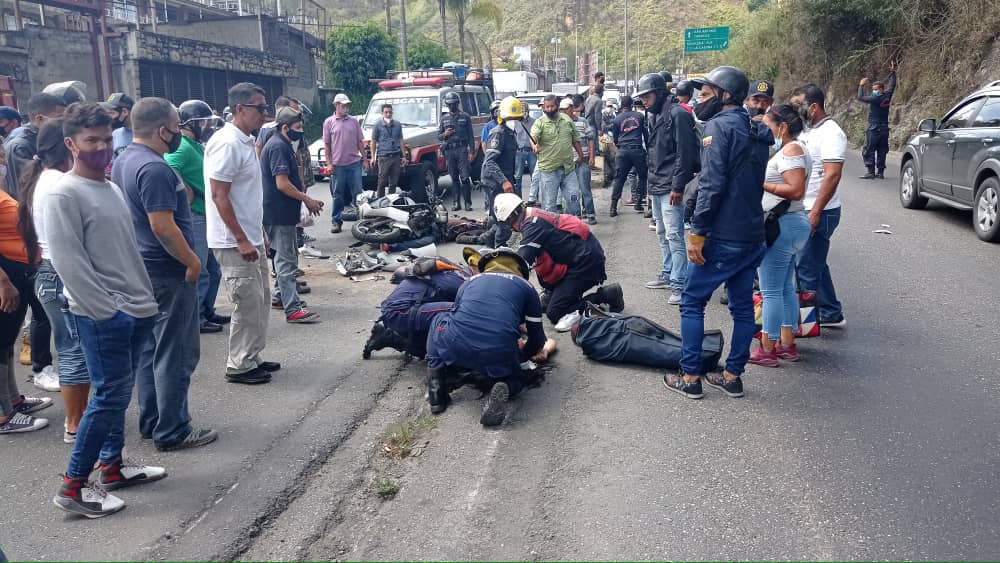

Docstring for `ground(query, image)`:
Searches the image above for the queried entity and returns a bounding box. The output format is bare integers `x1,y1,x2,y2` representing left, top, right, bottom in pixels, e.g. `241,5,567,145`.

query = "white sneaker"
33,365,60,392
53,480,125,518
298,245,329,259
668,290,682,305
554,311,581,332
98,458,168,491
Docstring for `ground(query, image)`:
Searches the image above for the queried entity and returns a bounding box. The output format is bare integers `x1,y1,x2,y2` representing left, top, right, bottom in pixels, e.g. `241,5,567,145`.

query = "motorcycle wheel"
351,217,410,244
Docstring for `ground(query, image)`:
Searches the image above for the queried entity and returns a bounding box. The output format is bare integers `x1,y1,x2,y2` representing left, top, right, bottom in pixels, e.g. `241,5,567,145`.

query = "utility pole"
399,0,408,70
623,0,628,94
575,24,580,84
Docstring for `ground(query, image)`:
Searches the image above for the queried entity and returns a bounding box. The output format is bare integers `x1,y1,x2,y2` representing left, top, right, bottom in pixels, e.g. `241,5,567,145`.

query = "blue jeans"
539,167,580,215
680,239,766,376
331,160,363,225
68,311,155,477
192,212,222,322
137,277,199,446
651,194,687,290
796,206,843,319
575,163,595,216
34,261,88,386
265,224,302,315
758,211,811,337
514,150,535,197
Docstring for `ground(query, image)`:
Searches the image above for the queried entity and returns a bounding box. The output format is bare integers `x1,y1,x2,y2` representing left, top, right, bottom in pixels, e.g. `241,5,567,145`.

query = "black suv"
899,81,1000,241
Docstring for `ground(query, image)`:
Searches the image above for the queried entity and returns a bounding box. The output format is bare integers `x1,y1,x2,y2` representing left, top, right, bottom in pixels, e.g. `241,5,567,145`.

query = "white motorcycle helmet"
493,193,523,222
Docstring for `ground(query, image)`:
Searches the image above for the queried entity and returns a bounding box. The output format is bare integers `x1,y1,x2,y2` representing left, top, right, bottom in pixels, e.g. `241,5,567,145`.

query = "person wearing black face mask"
438,91,476,211
744,80,774,122
663,66,774,402
100,93,135,159
112,96,219,454
167,99,229,334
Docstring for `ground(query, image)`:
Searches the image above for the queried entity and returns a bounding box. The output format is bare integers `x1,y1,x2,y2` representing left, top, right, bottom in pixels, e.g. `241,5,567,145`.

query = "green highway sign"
684,26,730,52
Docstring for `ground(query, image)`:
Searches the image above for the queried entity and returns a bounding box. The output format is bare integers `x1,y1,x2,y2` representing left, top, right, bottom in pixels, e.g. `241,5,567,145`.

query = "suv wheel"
899,160,928,210
973,176,1000,242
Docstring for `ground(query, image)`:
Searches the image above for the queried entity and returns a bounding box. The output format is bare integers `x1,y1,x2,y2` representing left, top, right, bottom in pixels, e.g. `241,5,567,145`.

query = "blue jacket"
857,71,896,126
691,107,772,243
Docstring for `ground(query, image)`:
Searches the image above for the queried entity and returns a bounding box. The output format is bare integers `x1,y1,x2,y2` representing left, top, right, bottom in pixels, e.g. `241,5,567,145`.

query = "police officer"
425,248,547,426
664,65,773,402
493,193,624,331
481,96,525,247
635,72,700,304
745,80,774,122
438,91,476,211
857,61,898,179
609,95,648,216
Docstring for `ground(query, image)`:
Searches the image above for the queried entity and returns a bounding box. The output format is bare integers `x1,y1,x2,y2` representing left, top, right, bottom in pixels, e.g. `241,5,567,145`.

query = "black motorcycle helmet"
178,99,215,142
443,91,460,109
659,71,673,85
635,73,668,114
691,66,750,105
675,80,695,98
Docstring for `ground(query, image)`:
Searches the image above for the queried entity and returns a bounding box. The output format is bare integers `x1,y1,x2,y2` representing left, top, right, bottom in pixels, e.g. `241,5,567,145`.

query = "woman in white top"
749,104,813,367
17,119,91,443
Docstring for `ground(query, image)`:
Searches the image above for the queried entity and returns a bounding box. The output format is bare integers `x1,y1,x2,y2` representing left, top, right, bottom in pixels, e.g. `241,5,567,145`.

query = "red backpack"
523,208,590,285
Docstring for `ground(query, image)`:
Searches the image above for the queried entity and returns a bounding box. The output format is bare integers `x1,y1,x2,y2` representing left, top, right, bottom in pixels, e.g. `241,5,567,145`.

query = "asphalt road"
3,151,1000,561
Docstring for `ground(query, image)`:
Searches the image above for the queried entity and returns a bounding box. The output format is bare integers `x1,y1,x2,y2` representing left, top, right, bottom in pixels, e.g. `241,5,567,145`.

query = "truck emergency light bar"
377,77,447,90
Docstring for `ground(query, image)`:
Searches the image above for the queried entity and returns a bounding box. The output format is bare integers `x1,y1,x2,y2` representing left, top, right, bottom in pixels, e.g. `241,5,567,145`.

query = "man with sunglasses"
204,82,281,385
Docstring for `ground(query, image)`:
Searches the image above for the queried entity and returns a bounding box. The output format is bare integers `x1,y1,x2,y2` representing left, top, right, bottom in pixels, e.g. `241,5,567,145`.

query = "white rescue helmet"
493,193,523,222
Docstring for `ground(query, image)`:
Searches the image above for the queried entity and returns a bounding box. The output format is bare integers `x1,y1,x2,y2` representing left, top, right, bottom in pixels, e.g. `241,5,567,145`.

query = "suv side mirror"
919,118,937,133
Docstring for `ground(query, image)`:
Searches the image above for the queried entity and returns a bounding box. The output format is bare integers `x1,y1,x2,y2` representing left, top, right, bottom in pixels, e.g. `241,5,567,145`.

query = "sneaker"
0,412,49,434
645,277,670,289
298,245,329,259
296,281,312,294
775,343,799,361
64,424,77,444
748,345,779,367
301,233,317,243
819,314,846,328
259,360,282,372
663,373,703,399
98,459,168,491
330,223,342,234
667,289,682,305
587,215,597,225
13,396,53,414
225,368,271,385
287,308,321,323
704,372,744,398
156,427,218,452
199,321,223,334
554,310,581,332
33,365,60,392
623,198,635,205
648,219,656,231
480,382,509,427
53,477,125,518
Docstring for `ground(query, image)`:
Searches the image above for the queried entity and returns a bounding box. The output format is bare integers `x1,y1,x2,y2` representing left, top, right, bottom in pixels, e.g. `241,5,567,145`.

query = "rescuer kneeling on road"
424,248,549,427
493,193,624,332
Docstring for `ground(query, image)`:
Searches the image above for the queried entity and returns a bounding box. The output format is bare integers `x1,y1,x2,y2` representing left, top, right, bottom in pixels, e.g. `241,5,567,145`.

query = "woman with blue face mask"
749,104,813,368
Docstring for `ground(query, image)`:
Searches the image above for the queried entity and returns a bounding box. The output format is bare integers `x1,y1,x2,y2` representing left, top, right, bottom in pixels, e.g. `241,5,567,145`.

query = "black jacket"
857,70,896,126
646,102,701,196
611,111,646,149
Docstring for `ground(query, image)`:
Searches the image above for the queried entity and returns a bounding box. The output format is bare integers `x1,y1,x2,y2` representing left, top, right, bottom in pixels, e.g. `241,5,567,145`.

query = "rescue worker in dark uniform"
609,95,648,216
493,193,624,331
363,257,472,359
481,96,526,248
664,65,772,401
857,61,897,179
438,91,476,211
425,248,547,427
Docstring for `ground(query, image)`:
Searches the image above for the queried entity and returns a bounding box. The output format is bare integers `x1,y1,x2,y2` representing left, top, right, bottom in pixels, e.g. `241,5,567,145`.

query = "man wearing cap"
745,80,774,122
101,93,136,158
531,95,583,215
261,107,322,324
0,106,21,194
4,93,65,198
323,93,368,233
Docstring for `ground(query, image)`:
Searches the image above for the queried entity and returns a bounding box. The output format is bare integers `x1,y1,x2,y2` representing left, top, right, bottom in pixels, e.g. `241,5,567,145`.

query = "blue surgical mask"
872,90,882,96
774,136,783,151
287,129,304,142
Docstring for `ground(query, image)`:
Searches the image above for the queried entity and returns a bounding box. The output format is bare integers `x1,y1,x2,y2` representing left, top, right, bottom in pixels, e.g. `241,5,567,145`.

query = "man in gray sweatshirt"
46,102,168,519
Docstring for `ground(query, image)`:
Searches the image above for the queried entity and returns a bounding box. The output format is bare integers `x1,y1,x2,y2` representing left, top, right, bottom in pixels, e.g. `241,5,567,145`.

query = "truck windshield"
364,96,438,128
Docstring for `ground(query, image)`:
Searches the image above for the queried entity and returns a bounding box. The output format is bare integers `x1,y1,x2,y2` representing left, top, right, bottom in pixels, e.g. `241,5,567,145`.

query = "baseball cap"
559,98,573,109
0,106,21,121
750,80,774,99
274,106,303,125
333,93,351,105
100,92,135,111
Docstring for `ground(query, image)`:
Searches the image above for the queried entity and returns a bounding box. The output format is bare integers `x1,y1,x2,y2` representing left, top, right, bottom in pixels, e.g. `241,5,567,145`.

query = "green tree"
445,0,502,64
327,22,399,104
406,34,449,69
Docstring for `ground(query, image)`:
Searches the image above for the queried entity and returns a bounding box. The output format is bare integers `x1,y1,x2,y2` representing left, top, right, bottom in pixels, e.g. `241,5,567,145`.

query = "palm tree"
445,0,502,64
438,0,448,52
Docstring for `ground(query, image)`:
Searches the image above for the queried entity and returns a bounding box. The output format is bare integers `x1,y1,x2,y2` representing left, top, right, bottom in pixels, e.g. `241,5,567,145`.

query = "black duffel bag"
572,312,724,374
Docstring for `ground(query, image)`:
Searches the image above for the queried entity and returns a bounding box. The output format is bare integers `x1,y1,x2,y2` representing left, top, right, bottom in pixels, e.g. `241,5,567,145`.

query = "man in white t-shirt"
790,84,847,328
204,82,280,385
